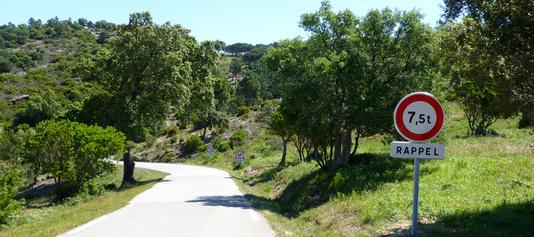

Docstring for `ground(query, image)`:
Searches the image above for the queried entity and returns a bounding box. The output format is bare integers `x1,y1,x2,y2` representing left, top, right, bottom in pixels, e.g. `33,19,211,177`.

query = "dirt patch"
377,219,460,237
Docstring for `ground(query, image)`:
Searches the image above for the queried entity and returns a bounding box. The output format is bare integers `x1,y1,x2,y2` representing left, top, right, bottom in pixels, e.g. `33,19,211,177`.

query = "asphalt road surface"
59,162,275,237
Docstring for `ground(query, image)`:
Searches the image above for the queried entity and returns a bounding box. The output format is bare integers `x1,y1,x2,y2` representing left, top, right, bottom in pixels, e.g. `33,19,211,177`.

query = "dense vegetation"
0,0,531,235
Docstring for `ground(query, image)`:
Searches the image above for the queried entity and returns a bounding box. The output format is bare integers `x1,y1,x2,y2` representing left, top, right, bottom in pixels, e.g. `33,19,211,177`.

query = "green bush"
237,106,250,117
25,120,126,198
170,135,178,144
182,135,204,156
230,129,246,148
0,168,24,226
82,178,106,196
161,125,178,137
213,138,231,152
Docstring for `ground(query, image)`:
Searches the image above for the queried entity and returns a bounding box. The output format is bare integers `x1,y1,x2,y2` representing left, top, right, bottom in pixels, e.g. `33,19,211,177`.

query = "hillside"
142,102,534,236
0,19,107,127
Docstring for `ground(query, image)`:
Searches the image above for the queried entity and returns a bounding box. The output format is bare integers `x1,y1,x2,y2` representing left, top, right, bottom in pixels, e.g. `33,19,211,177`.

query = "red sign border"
394,92,444,142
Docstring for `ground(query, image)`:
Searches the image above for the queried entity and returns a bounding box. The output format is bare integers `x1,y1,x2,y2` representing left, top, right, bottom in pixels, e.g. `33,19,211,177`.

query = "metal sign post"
391,92,446,236
411,158,420,236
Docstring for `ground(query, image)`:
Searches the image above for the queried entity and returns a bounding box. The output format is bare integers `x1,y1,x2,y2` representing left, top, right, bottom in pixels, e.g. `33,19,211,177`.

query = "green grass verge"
0,167,167,237
186,102,534,236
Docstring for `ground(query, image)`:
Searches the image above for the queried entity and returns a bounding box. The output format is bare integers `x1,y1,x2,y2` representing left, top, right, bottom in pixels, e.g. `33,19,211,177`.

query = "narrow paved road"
59,162,275,237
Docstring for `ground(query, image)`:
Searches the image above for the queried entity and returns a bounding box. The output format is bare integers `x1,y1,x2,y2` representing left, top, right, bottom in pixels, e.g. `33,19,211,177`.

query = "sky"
1,0,444,45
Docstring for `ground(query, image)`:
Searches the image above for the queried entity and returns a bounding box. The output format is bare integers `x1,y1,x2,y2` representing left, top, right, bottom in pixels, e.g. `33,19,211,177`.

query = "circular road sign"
394,92,445,142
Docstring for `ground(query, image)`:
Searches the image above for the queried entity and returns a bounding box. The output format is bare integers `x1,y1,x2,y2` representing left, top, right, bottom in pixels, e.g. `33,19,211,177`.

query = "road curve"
59,162,275,237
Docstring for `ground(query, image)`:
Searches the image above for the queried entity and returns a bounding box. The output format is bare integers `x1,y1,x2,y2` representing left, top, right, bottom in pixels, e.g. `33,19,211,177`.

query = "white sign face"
394,92,445,142
390,141,445,160
402,101,437,134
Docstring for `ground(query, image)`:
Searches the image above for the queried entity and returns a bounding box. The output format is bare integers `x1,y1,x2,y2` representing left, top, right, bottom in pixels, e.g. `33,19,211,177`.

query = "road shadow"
186,195,253,209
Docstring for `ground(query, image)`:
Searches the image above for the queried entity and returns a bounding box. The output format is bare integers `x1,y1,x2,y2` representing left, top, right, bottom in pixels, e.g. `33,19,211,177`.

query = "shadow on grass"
118,178,166,190
383,200,534,237
426,200,534,237
242,153,416,217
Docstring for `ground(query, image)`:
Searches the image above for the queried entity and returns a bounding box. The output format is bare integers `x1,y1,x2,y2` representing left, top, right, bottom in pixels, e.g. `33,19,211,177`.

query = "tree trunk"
331,130,352,169
202,127,207,140
340,130,352,164
122,148,136,185
350,132,361,157
279,139,287,167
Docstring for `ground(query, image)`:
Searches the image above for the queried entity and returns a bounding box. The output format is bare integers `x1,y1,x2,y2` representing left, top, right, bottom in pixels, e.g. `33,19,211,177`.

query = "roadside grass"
187,102,534,236
0,166,167,237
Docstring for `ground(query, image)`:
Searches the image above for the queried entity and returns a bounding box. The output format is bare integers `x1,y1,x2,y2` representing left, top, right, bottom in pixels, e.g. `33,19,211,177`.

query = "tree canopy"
264,2,436,169
79,12,216,142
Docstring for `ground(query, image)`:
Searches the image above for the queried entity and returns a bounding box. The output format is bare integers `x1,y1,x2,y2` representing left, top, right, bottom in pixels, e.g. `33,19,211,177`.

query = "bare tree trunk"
331,129,352,169
279,139,287,167
122,148,136,185
202,127,207,140
351,132,361,157
340,129,352,164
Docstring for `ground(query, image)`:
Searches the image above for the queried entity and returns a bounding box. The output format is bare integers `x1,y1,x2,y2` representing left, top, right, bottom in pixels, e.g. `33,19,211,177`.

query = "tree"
25,120,125,196
225,42,253,55
230,57,243,79
269,109,292,166
442,0,534,127
78,12,216,183
213,77,232,111
212,40,226,52
264,1,435,169
0,166,24,225
194,109,229,139
439,20,514,135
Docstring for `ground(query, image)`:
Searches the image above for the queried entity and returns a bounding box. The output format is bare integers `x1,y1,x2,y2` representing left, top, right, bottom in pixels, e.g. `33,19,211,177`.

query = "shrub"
237,106,250,117
25,120,126,197
182,135,204,156
213,138,231,152
0,168,24,225
161,125,178,137
82,178,106,196
230,129,246,148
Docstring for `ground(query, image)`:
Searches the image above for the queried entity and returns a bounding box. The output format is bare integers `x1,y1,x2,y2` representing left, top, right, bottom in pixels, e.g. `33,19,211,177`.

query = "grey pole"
411,158,420,236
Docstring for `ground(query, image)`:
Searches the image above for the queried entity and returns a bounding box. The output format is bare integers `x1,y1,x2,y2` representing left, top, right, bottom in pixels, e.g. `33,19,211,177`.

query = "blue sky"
1,0,444,44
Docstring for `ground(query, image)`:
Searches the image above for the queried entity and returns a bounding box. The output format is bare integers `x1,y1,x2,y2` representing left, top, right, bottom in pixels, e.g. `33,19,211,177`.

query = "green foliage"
182,135,205,156
439,20,515,135
0,167,24,226
264,1,436,168
213,138,231,152
442,0,534,128
161,125,178,137
78,12,216,142
236,76,261,106
225,43,253,55
213,77,232,111
25,120,126,197
229,57,243,77
269,109,292,166
236,106,250,117
13,96,60,127
193,110,230,138
230,129,246,148
0,56,14,73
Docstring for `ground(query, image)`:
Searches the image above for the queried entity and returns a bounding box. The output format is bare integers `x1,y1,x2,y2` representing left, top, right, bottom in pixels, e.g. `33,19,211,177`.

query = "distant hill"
0,18,115,127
